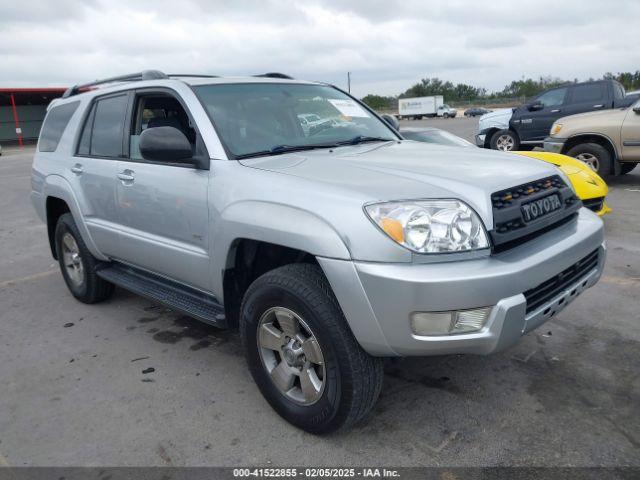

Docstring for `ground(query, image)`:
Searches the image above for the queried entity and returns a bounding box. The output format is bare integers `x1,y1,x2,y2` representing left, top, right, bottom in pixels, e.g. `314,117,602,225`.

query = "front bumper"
319,208,605,356
544,137,566,154
475,134,486,147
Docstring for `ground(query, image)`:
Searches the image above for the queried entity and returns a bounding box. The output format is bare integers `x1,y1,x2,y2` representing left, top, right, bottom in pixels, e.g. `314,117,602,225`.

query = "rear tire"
240,263,383,434
567,143,612,177
55,213,114,304
620,162,638,175
490,129,520,151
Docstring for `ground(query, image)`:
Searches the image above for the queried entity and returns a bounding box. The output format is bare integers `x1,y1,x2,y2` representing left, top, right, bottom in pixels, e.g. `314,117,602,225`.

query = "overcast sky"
1,0,639,97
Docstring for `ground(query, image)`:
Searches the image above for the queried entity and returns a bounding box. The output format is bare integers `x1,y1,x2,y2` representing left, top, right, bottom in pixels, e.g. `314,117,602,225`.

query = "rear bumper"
319,208,605,356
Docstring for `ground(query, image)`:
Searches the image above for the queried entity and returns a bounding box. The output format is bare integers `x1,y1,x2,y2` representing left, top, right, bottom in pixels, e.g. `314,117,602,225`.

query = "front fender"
210,200,351,295
42,174,108,261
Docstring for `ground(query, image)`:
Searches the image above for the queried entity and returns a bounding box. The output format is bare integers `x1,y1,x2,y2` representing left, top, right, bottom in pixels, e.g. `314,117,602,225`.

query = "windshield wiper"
235,143,338,159
335,135,395,146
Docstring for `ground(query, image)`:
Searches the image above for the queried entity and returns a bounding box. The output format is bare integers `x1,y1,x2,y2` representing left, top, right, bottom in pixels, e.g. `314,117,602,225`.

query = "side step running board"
97,263,226,328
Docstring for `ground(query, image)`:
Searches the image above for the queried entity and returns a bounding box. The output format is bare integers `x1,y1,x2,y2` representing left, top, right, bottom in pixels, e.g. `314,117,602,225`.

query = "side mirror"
381,114,400,131
528,102,544,112
139,126,194,163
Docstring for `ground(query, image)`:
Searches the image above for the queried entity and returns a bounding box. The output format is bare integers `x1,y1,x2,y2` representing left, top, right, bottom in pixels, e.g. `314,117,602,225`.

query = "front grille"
490,175,582,253
524,249,599,314
491,175,566,211
583,197,604,213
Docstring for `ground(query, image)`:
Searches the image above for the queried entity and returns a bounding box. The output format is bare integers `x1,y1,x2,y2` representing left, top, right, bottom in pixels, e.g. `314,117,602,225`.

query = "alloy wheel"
257,306,326,405
61,232,84,287
496,134,515,151
576,152,600,172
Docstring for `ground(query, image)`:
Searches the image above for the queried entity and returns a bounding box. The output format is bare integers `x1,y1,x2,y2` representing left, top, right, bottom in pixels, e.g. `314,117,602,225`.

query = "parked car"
477,79,630,151
31,70,605,433
402,127,611,216
544,98,640,177
464,107,491,117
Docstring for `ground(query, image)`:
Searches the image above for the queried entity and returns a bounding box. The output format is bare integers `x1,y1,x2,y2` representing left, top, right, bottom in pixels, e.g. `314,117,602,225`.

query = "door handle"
551,109,561,113
117,170,135,184
70,164,83,175
593,104,604,108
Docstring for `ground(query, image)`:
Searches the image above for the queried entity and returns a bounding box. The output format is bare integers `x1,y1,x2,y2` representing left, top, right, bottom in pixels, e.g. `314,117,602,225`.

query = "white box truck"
398,96,457,119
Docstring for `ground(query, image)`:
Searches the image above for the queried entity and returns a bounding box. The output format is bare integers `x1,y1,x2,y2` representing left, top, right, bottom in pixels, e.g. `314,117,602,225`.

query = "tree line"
361,71,640,110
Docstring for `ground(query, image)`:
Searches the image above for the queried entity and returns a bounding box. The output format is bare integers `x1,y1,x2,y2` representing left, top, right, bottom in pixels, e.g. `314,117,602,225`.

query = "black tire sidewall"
568,143,612,177
55,215,89,298
241,278,343,432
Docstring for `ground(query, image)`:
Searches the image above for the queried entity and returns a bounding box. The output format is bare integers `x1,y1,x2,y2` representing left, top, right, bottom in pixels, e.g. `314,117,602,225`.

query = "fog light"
410,307,493,336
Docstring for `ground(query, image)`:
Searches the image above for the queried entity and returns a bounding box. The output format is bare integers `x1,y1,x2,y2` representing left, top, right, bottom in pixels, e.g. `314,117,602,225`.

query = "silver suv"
31,70,605,433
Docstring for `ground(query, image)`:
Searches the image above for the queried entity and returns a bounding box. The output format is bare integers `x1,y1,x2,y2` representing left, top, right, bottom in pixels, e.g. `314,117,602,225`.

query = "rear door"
562,82,610,118
114,89,212,291
512,86,569,142
621,100,640,161
72,93,130,256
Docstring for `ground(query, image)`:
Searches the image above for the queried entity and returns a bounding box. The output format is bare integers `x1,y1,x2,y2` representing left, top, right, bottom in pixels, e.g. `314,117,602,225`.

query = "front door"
512,86,568,142
114,90,212,291
621,100,640,161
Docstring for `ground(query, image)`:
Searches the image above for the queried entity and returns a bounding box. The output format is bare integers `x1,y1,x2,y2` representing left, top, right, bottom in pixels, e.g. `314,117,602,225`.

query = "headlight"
550,123,563,136
365,199,489,253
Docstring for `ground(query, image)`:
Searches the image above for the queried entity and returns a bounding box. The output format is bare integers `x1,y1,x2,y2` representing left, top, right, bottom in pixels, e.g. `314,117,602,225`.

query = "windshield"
401,129,474,148
193,83,397,158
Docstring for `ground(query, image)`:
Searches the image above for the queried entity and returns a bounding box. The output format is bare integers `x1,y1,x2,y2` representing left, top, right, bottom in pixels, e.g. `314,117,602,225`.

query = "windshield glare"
193,83,396,158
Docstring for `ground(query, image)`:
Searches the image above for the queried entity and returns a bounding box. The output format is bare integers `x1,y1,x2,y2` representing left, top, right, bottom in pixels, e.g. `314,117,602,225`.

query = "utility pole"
347,72,351,93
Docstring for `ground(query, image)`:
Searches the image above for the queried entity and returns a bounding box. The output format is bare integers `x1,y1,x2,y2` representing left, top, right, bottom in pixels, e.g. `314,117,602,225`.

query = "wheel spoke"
270,361,295,392
300,367,322,402
275,309,298,337
63,235,75,252
302,338,323,365
259,323,285,351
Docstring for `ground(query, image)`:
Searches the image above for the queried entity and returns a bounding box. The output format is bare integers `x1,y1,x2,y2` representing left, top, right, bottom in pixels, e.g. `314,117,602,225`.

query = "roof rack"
62,70,169,98
167,74,219,79
253,72,294,79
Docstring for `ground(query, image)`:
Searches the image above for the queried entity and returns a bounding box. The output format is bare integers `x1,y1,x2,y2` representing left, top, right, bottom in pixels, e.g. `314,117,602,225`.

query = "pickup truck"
477,79,630,151
31,70,605,433
544,98,640,177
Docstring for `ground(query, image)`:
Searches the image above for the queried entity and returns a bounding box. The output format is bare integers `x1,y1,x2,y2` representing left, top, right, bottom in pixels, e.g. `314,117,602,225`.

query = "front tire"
240,264,383,434
567,143,612,177
55,213,114,304
490,129,520,151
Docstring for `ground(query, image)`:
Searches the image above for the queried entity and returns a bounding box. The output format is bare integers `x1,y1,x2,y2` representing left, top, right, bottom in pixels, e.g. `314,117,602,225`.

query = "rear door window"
38,101,80,152
570,83,605,104
77,94,128,157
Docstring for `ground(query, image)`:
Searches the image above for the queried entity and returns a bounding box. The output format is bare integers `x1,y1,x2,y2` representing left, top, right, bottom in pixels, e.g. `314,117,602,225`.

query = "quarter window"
38,101,80,152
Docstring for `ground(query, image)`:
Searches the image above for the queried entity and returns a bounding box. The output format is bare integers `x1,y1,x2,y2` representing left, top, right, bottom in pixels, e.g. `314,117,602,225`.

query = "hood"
513,151,586,175
240,141,559,221
478,108,513,131
479,108,514,121
558,107,628,123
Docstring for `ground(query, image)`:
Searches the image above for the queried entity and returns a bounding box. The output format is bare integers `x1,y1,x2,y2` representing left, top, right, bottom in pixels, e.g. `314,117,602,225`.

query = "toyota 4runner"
31,71,605,433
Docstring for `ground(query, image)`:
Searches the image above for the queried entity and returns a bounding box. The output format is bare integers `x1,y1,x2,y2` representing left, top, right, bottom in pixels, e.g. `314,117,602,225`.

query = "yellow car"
513,151,611,216
400,128,612,217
